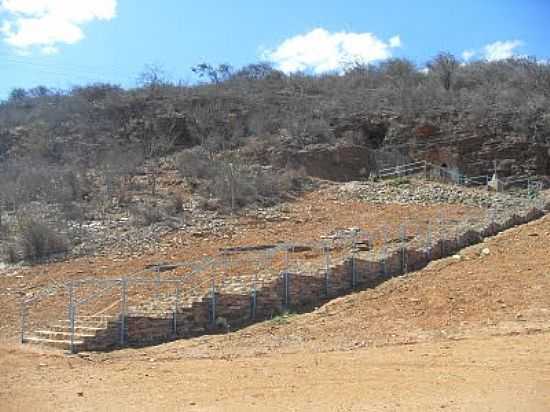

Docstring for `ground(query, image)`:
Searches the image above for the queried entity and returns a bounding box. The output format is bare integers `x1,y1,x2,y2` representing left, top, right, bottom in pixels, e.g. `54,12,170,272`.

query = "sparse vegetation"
17,218,69,261
129,203,165,227
176,148,305,211
387,177,411,187
0,55,548,263
271,310,297,325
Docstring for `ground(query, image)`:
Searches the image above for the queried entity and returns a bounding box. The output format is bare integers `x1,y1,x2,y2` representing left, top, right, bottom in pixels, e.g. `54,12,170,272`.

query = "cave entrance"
440,163,448,179
360,122,388,149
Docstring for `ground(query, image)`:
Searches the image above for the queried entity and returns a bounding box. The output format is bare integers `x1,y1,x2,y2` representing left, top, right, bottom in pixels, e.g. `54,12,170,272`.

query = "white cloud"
263,28,402,74
41,44,58,54
483,40,523,61
461,40,524,63
0,0,117,54
461,49,476,61
389,35,401,48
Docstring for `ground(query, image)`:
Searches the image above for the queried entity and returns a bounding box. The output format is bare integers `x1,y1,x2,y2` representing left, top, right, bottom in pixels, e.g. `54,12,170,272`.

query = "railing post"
455,223,460,252
439,212,445,257
282,270,290,309
210,275,216,326
173,286,180,336
120,278,127,346
324,243,331,298
68,281,76,354
380,226,388,277
400,223,407,274
20,300,26,344
155,265,160,300
282,246,290,308
351,232,357,288
488,205,496,234
426,220,432,261
424,160,428,180
250,273,257,320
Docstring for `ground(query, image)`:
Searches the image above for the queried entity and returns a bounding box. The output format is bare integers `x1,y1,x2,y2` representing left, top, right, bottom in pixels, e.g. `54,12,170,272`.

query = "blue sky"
0,0,549,97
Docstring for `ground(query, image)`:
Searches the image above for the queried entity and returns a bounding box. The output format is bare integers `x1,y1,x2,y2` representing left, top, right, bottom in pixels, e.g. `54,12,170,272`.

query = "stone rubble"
338,178,538,211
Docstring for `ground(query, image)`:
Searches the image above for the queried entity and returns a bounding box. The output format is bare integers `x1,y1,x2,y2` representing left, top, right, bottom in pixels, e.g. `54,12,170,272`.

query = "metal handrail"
19,161,549,350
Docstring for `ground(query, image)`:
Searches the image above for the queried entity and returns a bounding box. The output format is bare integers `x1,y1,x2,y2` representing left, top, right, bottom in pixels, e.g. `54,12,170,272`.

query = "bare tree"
137,64,169,90
191,63,234,84
428,52,459,91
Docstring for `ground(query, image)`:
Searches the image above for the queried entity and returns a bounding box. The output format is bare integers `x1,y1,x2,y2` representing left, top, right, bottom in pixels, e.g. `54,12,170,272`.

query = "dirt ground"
1,333,549,412
1,206,549,410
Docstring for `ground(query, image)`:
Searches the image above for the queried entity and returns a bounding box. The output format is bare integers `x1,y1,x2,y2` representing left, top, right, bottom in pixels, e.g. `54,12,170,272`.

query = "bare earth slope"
1,214,550,411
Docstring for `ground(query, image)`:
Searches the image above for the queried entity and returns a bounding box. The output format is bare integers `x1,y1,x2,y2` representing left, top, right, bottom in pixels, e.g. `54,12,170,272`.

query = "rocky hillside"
0,56,549,262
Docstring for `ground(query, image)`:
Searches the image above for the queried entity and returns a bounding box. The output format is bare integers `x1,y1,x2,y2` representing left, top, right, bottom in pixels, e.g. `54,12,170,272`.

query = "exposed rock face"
267,109,550,183
329,111,550,179
272,144,375,182
330,114,390,149
412,135,549,178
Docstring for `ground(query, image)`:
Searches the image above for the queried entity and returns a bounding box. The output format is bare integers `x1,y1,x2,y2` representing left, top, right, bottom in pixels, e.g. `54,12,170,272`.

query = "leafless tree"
428,52,459,91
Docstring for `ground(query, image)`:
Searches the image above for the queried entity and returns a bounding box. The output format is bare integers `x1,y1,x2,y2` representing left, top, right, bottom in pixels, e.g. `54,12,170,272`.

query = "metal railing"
19,165,548,353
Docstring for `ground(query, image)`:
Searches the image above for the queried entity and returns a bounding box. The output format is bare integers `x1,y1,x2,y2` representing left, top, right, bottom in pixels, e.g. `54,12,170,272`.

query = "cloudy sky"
0,0,549,97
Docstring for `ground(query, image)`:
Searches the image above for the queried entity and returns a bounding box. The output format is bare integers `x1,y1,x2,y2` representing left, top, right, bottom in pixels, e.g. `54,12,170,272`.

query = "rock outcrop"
327,111,550,180
272,143,375,182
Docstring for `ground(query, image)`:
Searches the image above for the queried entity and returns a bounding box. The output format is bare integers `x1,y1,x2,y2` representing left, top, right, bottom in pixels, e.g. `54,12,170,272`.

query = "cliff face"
326,111,550,179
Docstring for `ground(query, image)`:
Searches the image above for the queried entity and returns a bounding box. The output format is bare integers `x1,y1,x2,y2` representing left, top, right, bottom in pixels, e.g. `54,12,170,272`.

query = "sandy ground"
1,190,549,411
1,333,549,412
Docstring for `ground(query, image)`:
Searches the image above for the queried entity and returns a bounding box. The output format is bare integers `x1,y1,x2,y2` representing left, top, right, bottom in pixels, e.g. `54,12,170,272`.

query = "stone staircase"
24,315,120,352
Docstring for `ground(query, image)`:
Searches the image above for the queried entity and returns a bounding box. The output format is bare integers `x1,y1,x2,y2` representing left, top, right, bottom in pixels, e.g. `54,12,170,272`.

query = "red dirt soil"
1,200,549,411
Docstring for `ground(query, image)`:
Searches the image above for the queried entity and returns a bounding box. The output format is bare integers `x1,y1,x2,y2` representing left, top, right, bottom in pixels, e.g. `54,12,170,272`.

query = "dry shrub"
191,161,307,212
175,147,214,180
18,218,69,261
166,193,185,215
3,244,18,263
130,203,164,226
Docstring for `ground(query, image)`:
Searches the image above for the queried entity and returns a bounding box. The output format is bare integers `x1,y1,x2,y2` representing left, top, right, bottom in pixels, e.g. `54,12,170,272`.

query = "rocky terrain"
1,57,549,268
337,177,540,209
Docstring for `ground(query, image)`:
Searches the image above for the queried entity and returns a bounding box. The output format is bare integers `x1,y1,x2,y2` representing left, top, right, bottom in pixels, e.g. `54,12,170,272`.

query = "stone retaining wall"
89,202,549,350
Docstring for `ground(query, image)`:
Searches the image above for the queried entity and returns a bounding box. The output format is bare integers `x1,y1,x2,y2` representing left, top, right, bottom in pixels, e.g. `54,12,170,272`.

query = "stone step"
49,325,108,334
53,319,118,329
66,315,116,320
34,330,97,341
57,317,118,326
24,336,85,351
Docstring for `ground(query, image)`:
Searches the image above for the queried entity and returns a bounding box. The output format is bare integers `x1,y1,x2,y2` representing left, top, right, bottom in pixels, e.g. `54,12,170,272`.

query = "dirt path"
1,332,549,411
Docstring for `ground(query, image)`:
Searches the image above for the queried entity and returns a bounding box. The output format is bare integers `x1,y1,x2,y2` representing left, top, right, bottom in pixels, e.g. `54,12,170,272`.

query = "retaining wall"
90,202,549,350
